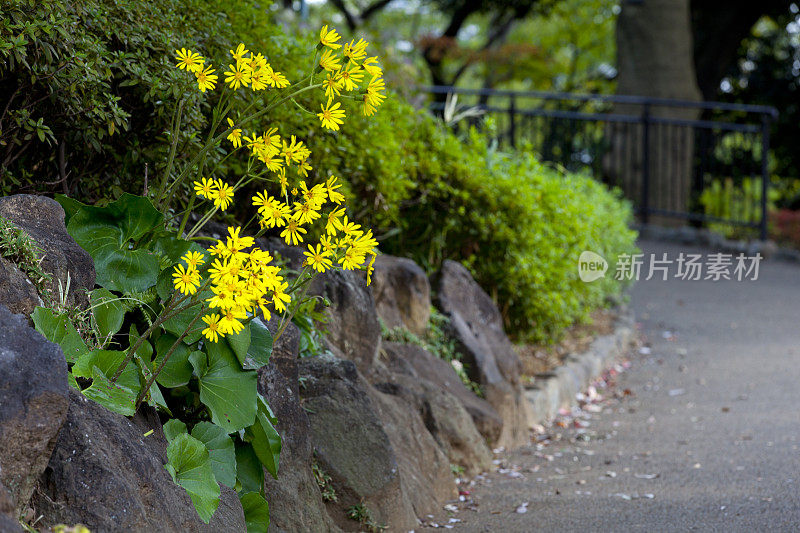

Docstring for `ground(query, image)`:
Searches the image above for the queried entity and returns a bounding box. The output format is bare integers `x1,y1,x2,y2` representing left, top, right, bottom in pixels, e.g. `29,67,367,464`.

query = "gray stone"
371,255,431,336
258,322,339,533
367,387,457,518
379,342,497,471
0,195,95,309
298,355,417,531
31,390,245,532
0,304,69,513
433,260,531,448
0,257,42,316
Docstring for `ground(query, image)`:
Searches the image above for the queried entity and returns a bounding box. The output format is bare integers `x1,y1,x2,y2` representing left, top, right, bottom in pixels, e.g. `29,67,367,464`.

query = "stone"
298,355,417,531
371,255,431,336
0,482,23,533
0,304,69,513
379,342,498,468
433,260,531,448
0,195,95,309
31,390,245,532
374,374,492,477
258,322,339,533
0,257,42,316
367,387,457,518
315,269,381,375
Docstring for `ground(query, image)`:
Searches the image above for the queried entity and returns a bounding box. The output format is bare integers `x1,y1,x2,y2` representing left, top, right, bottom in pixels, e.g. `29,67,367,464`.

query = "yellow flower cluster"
174,45,290,93
172,228,291,342
193,177,235,211
316,25,386,128
251,176,379,280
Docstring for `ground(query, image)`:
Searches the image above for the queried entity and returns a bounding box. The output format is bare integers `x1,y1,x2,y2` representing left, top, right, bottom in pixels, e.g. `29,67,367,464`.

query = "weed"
311,458,337,503
345,502,385,532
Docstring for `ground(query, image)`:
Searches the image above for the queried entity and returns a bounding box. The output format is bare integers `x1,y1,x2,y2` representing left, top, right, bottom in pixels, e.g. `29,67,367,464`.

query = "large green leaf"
228,319,273,371
196,341,257,432
162,299,206,345
154,333,193,388
244,395,281,480
165,432,221,524
90,288,126,338
54,194,86,226
163,419,188,442
192,422,236,488
239,492,270,533
73,349,140,394
31,307,89,363
81,366,138,416
234,443,264,495
66,193,163,292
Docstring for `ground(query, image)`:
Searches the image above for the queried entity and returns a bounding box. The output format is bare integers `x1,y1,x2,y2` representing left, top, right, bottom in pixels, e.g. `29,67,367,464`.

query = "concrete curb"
524,309,636,427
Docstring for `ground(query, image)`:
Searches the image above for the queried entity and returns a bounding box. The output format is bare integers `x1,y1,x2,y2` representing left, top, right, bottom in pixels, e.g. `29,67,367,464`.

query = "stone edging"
524,309,636,427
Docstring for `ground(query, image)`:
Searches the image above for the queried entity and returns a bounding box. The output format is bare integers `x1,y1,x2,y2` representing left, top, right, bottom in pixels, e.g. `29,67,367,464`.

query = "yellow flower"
277,167,289,197
225,63,251,90
265,66,290,88
272,281,291,312
219,307,247,335
260,201,291,229
339,64,364,91
230,43,250,65
281,135,308,164
224,226,255,258
252,190,275,213
361,56,382,77
319,49,341,73
296,157,312,178
298,180,327,206
343,38,368,63
319,25,342,49
193,177,217,199
250,69,268,91
326,206,346,236
175,48,204,72
323,72,343,100
202,314,222,342
182,250,206,269
293,201,322,225
280,218,307,245
324,175,345,204
172,264,200,295
226,118,243,149
363,75,386,116
304,243,333,273
339,245,362,270
214,180,234,211
195,65,218,93
317,100,346,131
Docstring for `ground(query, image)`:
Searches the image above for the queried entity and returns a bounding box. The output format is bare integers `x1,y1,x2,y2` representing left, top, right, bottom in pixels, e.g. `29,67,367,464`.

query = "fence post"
508,95,517,149
640,103,651,224
760,114,771,242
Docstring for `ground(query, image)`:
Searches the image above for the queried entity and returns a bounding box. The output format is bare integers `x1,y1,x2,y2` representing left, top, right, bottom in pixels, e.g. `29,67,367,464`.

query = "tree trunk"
607,0,702,224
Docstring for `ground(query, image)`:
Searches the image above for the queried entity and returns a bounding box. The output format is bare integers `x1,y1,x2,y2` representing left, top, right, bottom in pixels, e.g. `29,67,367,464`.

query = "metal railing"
420,86,778,240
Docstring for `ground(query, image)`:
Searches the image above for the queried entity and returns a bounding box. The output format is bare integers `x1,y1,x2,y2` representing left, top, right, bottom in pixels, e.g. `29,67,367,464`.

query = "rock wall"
0,194,536,532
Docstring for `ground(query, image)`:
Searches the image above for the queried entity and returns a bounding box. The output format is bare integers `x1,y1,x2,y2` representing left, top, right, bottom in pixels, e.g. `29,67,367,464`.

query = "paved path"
432,239,800,532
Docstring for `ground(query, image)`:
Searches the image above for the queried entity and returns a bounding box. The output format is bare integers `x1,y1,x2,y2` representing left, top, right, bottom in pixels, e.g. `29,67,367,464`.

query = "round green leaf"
239,492,270,533
196,341,257,432
191,421,237,488
154,333,193,388
165,433,221,524
90,288,126,338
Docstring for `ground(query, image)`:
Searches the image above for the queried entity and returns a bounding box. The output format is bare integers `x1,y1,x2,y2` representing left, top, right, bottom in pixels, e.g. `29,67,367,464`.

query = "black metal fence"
420,86,778,240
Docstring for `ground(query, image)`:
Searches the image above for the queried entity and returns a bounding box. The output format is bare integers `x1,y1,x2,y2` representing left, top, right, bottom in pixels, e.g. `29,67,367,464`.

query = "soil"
515,309,617,380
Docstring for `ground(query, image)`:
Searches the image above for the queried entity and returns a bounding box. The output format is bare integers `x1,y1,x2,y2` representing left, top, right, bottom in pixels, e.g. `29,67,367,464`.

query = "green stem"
156,98,185,202
134,309,205,410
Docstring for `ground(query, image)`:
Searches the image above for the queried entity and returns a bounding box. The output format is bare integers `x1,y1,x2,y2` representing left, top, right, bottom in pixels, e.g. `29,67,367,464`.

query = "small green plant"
345,502,385,532
381,309,483,396
0,216,52,297
311,458,337,503
450,463,465,477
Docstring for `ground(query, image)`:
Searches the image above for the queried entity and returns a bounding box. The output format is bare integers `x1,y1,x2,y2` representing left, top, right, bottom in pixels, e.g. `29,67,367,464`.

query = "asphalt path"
429,239,800,532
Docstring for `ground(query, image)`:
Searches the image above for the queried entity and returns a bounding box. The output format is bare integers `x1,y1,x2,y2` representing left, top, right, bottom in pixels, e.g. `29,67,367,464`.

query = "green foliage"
311,458,337,502
346,502,385,532
165,432,221,524
700,177,778,238
0,216,52,296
